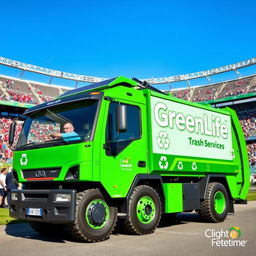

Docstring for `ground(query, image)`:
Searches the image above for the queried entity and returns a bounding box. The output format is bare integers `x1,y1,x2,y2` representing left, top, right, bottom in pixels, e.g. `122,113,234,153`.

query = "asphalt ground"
0,201,255,256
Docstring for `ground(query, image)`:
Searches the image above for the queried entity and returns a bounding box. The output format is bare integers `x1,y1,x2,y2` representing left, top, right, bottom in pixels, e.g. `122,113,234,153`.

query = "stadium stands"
0,75,69,105
247,142,256,166
217,77,251,99
248,76,256,93
172,75,256,102
192,84,218,102
172,88,192,101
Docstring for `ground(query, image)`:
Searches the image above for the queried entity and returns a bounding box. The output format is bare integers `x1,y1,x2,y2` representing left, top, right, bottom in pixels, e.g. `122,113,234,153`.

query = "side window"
106,102,141,142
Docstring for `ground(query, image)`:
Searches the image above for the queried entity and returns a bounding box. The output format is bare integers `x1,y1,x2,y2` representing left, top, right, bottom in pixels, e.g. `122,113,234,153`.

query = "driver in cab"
50,122,80,142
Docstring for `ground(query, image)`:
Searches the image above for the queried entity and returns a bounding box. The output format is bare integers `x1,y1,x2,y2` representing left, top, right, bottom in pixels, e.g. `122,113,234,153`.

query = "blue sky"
0,0,255,88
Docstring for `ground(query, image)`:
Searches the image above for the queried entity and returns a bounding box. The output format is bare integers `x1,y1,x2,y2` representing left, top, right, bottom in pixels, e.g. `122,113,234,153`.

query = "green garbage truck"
9,77,250,242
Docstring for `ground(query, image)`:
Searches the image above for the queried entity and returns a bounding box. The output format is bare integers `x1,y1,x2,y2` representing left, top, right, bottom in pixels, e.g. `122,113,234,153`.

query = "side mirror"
9,121,17,146
116,104,127,132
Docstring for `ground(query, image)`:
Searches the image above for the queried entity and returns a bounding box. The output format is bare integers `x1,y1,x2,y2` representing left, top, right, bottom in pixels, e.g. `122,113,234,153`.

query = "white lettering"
221,124,228,139
168,111,176,129
154,103,168,127
154,102,229,139
176,113,185,130
204,114,213,136
186,115,195,132
205,229,212,238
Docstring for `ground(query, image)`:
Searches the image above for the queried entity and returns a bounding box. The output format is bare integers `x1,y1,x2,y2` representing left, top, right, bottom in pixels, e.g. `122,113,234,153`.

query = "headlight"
55,194,71,202
11,192,18,201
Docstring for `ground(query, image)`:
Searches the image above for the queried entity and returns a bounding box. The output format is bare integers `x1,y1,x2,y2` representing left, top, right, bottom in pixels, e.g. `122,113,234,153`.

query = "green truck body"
9,77,250,242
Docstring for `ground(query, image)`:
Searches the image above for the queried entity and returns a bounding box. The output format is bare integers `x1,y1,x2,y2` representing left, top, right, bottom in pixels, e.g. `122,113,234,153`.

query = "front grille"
22,168,61,179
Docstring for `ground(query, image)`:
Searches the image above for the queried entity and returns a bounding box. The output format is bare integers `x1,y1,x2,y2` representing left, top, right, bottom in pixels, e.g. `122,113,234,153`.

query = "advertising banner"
151,96,233,160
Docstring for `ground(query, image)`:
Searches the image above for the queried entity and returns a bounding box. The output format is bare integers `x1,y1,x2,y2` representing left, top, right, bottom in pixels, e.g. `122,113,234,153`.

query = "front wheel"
67,189,117,242
199,182,229,223
123,185,161,235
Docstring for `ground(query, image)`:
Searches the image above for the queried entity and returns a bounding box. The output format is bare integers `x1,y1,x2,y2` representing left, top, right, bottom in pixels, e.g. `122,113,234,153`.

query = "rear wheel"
199,182,229,222
67,189,117,242
123,185,161,235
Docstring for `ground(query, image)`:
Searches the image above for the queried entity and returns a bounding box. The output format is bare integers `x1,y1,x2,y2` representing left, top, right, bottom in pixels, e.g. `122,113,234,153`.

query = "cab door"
100,101,148,198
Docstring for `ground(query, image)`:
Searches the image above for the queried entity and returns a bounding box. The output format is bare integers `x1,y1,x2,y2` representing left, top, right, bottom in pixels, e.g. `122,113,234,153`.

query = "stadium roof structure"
0,56,256,87
203,91,256,107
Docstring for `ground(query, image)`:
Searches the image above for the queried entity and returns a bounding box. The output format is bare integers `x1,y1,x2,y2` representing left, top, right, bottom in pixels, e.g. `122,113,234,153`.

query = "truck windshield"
16,99,99,149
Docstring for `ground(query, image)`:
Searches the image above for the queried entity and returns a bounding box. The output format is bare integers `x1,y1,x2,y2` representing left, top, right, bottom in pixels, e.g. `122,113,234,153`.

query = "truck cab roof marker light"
90,92,101,95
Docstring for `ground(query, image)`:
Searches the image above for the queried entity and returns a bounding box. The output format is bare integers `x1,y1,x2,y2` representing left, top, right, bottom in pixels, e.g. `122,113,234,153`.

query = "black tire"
199,182,229,223
29,222,65,235
67,189,117,242
123,185,162,235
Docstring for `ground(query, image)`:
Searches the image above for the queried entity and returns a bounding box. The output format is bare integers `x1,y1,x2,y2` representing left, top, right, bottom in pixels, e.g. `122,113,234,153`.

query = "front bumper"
10,189,76,223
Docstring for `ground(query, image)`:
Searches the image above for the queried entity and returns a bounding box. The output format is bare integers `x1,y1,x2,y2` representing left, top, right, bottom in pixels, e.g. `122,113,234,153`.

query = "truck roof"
60,76,138,98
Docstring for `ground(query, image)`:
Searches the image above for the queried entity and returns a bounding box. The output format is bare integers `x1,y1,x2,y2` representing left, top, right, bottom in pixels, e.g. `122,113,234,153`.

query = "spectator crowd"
240,117,256,138
28,121,60,144
248,143,256,166
3,79,38,104
0,79,63,105
172,75,256,102
0,117,23,164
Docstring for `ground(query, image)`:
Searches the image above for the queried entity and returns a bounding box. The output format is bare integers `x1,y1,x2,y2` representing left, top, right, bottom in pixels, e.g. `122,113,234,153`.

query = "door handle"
138,161,146,168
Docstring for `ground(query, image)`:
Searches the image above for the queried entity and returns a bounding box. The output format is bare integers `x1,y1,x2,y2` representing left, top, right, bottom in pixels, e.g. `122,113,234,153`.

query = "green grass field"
0,208,25,225
0,191,255,225
247,190,256,201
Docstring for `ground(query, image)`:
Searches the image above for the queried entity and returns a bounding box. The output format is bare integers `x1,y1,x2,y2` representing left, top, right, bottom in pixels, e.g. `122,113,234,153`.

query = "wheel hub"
87,202,107,226
145,205,152,215
136,196,156,224
214,191,226,214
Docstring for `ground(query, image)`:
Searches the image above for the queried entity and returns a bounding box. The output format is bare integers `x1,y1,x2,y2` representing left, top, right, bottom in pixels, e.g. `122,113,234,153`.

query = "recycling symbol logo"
159,156,169,170
191,162,197,171
157,131,170,150
178,161,183,170
230,149,235,160
20,153,28,166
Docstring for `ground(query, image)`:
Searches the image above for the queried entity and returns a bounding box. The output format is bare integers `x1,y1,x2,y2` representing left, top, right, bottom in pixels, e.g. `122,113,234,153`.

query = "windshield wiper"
44,138,68,145
19,138,67,149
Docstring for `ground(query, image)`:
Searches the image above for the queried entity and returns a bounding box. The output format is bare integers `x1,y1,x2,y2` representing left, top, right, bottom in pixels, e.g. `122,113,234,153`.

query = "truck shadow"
5,212,232,242
158,212,219,228
114,212,203,234
5,222,67,243
158,212,234,228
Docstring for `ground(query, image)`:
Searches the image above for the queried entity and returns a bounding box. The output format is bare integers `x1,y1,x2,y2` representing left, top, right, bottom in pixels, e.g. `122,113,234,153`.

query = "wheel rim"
214,191,226,214
136,196,156,224
85,199,109,229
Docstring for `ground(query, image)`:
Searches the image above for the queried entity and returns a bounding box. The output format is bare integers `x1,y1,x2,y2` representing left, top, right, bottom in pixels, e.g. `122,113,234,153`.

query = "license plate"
26,208,42,216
